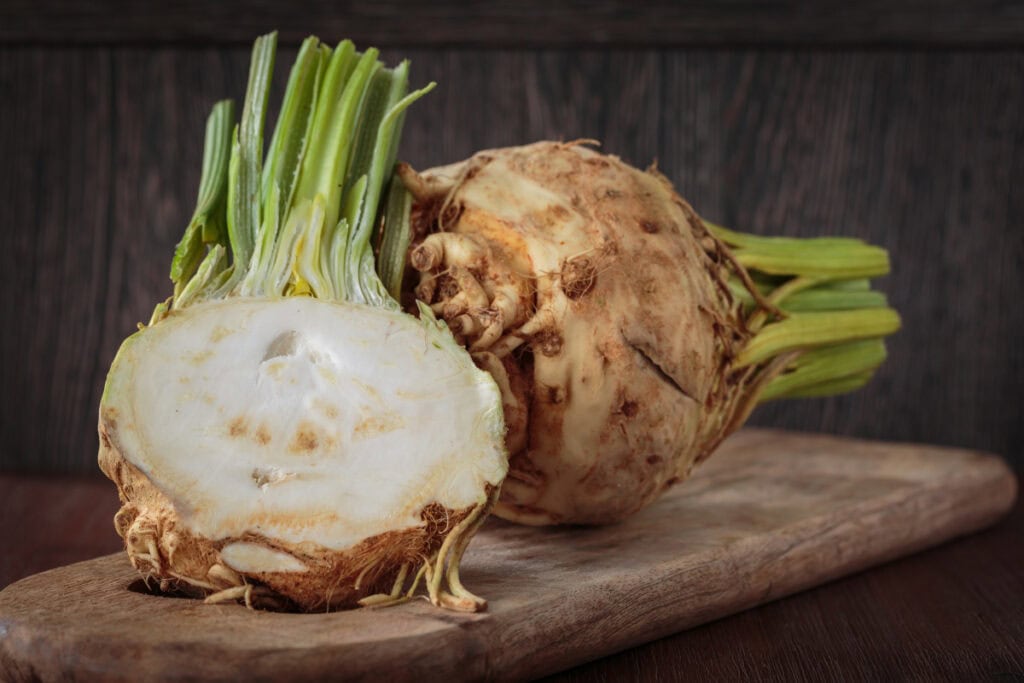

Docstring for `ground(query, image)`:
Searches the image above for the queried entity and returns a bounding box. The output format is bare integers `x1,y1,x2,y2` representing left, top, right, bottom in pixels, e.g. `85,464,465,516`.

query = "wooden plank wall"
1,2,1022,473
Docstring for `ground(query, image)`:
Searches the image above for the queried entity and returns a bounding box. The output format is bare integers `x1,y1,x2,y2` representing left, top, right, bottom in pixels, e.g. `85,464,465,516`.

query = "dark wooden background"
1,2,1022,476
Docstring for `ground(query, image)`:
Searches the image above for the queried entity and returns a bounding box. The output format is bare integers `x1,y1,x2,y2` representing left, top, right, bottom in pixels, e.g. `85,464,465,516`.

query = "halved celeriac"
100,297,506,610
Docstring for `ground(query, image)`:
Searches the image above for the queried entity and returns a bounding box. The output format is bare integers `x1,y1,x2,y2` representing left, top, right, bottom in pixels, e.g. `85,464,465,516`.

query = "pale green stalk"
377,173,414,300
706,220,899,403
170,100,234,300
226,32,277,277
167,32,433,312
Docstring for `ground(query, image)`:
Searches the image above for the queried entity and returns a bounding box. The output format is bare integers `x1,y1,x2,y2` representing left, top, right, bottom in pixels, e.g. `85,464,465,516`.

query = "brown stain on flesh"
228,416,249,438
289,421,320,453
353,413,404,439
255,423,272,446
209,325,233,343
189,349,214,364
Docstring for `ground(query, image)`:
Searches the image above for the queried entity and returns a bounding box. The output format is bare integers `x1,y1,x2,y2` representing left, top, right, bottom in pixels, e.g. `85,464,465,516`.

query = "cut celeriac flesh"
100,297,505,610
98,32,507,612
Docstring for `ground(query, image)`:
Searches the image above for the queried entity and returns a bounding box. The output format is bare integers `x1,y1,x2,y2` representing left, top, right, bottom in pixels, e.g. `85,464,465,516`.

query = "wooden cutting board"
0,429,1016,682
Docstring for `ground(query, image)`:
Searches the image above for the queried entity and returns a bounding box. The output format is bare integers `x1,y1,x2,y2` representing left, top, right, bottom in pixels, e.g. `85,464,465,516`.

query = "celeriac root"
357,487,499,612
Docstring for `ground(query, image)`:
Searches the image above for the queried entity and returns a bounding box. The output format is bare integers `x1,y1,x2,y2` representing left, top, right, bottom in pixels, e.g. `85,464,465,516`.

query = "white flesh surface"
102,297,506,562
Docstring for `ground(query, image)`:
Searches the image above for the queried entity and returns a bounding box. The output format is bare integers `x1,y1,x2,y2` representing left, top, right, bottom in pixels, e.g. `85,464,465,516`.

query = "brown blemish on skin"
535,330,563,357
646,454,662,465
640,219,659,234
620,400,639,417
531,204,572,230
549,204,570,221
99,412,119,448
561,256,597,300
542,384,565,404
102,406,119,423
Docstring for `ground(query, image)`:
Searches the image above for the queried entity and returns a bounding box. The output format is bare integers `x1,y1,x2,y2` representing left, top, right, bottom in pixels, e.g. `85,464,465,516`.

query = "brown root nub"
561,256,597,300
396,162,441,203
534,330,563,357
410,242,442,272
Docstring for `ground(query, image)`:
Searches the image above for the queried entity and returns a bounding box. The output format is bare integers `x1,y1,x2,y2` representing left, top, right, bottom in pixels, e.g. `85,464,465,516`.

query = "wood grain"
1,47,1022,474
0,429,1016,682
544,497,1024,681
3,1,1024,47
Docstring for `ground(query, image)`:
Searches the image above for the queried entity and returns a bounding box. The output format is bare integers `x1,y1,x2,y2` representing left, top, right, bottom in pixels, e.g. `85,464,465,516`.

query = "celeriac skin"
402,140,899,526
405,142,752,525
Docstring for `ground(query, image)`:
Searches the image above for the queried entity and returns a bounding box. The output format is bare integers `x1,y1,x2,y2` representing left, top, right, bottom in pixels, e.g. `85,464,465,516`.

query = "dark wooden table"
2,472,1021,681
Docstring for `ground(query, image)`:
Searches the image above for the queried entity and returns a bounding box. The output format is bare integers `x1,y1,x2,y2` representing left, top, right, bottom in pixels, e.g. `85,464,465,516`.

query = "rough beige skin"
404,141,756,525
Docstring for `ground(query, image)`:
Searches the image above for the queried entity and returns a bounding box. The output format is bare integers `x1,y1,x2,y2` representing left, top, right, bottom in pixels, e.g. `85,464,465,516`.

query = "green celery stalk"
735,309,901,369
377,173,414,300
260,37,327,220
226,32,277,275
759,339,888,401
